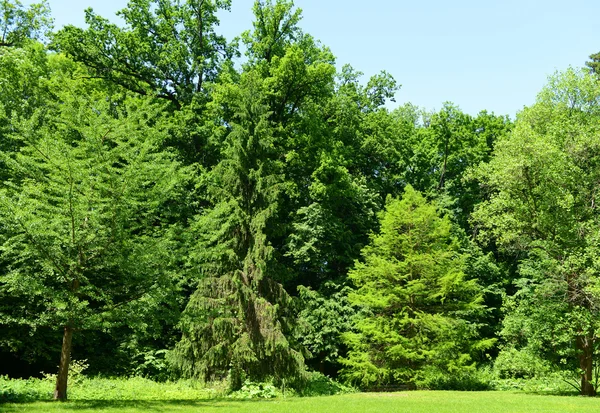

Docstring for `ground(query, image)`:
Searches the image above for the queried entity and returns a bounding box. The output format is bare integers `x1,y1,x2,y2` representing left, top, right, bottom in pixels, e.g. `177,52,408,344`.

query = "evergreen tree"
340,186,491,388
171,70,304,388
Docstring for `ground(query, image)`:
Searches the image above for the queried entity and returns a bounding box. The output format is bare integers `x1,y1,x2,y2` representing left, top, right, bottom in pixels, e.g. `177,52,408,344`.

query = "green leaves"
0,0,52,47
52,0,235,108
0,76,190,331
473,68,600,395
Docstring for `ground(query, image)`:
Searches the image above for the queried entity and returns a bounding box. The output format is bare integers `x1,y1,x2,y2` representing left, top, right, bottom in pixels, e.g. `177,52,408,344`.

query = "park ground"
3,392,600,413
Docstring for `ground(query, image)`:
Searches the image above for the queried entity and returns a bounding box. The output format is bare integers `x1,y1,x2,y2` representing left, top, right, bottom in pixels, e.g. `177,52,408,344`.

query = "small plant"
0,376,52,402
42,359,89,385
228,379,280,399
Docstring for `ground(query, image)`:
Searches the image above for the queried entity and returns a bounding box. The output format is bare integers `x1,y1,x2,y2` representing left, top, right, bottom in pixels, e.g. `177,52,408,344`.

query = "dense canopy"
2,0,600,401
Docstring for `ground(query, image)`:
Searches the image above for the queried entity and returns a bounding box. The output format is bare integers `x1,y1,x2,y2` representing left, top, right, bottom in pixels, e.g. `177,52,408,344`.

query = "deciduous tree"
0,86,189,400
473,68,600,396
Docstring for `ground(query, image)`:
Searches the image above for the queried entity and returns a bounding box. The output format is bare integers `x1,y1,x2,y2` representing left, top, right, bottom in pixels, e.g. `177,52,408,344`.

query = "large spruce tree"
170,69,305,388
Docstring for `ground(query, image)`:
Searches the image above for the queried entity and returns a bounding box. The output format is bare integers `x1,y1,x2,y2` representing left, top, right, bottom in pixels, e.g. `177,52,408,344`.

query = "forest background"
2,0,600,401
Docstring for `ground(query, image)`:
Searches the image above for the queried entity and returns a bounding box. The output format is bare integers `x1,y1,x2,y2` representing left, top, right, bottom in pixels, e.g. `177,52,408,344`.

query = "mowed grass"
3,391,600,413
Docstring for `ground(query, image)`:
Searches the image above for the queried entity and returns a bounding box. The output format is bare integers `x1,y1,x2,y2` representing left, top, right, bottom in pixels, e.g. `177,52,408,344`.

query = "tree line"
2,0,600,400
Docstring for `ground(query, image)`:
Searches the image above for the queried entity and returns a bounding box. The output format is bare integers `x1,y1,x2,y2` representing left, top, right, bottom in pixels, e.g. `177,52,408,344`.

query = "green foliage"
42,359,89,386
297,371,356,396
228,380,279,399
413,366,492,391
3,0,594,396
296,284,358,371
0,91,189,332
0,62,192,398
0,0,52,47
0,376,51,403
0,375,221,402
171,68,305,387
473,68,600,395
493,348,553,379
340,185,491,388
586,51,600,76
242,0,302,64
490,372,577,394
52,0,235,108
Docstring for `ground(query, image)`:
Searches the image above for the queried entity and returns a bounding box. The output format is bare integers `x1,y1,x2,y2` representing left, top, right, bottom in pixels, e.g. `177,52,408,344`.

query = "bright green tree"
52,0,235,110
340,185,490,388
473,68,600,396
0,80,189,399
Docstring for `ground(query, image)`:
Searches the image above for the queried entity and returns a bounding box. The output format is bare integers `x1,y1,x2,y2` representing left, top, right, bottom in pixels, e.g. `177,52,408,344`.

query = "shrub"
228,380,280,399
413,366,492,391
298,371,356,396
493,348,552,379
490,371,577,394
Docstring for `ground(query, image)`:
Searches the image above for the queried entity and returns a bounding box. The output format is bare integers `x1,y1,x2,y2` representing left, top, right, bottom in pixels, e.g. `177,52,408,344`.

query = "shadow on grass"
519,390,582,397
1,398,275,411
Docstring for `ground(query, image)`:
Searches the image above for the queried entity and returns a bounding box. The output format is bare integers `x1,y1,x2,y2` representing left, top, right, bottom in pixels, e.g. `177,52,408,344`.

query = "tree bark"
577,333,596,397
54,326,74,401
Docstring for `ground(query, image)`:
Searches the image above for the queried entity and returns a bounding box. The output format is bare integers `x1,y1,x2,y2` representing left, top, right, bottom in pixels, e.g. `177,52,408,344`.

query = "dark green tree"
296,283,358,375
586,52,600,75
171,70,305,388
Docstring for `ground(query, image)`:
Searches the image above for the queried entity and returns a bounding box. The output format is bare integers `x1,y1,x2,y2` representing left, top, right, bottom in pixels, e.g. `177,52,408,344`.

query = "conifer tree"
340,186,490,388
171,70,304,388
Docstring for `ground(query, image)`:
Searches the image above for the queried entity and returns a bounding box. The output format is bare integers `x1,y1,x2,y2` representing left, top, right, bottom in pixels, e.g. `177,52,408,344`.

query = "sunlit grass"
3,391,600,413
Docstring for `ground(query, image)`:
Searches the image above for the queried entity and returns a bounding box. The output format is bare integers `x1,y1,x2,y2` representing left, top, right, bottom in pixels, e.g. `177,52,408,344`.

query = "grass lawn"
3,391,600,413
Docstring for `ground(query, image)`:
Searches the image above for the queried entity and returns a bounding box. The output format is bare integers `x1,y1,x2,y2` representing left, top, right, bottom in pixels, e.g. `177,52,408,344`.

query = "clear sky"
33,0,600,117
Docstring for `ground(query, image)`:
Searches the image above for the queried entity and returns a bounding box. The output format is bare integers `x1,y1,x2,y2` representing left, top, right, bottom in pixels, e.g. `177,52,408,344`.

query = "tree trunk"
54,326,74,401
577,333,596,397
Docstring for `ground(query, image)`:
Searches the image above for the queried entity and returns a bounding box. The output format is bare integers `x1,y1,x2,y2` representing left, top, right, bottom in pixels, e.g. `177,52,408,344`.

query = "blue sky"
35,0,600,117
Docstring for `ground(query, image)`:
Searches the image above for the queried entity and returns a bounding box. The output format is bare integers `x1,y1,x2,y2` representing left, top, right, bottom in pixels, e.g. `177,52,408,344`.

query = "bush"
226,372,354,399
227,380,280,399
490,371,577,394
0,376,52,403
298,371,356,396
493,348,552,379
413,366,493,391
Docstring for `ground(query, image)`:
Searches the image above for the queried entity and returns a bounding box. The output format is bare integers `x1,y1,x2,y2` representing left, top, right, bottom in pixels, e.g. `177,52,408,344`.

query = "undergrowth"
1,369,353,403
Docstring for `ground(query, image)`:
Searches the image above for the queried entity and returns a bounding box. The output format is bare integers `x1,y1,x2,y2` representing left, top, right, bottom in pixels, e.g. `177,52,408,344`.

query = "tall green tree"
52,0,235,110
473,68,600,396
0,83,189,399
171,69,305,388
170,0,352,386
340,186,490,388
